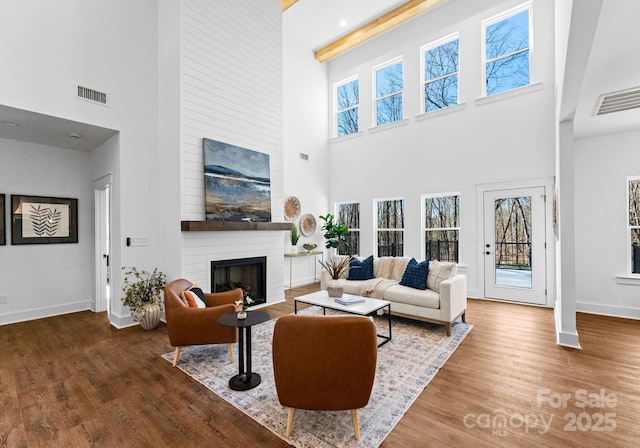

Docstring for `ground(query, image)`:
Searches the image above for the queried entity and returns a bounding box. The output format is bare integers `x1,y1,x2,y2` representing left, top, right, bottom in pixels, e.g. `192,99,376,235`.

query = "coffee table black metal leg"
246,326,252,381
238,327,245,375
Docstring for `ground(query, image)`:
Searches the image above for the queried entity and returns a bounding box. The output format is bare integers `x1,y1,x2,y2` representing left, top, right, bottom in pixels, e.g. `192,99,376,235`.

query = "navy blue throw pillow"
399,258,429,290
348,255,375,280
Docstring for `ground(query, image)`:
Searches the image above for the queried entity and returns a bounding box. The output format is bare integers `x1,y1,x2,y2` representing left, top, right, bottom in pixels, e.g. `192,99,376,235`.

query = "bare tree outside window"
337,202,360,256
494,197,531,269
628,178,640,273
377,199,404,256
336,78,359,136
375,61,403,126
424,38,459,112
425,195,459,261
485,8,530,96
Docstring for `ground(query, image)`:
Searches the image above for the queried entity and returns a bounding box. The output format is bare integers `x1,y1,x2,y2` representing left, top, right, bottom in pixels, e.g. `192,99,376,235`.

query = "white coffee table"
294,290,392,347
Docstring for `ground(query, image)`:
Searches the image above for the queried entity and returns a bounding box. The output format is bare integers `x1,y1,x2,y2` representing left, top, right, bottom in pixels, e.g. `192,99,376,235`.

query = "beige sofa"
320,256,467,336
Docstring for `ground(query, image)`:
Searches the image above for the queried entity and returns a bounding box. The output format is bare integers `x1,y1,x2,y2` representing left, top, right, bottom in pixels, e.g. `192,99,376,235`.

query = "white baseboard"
108,312,138,329
0,301,91,326
554,306,581,349
576,302,640,320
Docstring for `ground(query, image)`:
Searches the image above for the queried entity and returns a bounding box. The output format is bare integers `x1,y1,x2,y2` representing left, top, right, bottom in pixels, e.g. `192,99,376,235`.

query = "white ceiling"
0,0,637,152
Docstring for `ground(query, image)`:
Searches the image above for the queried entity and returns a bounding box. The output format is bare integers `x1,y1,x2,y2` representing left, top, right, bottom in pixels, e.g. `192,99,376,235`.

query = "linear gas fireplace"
211,256,267,306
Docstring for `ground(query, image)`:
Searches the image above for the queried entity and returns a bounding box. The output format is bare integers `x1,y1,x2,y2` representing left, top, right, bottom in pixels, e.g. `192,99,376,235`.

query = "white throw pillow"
427,260,457,292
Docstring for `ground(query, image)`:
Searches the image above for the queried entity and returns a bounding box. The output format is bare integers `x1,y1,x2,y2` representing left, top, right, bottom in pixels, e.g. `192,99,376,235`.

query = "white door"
95,185,110,314
483,187,546,304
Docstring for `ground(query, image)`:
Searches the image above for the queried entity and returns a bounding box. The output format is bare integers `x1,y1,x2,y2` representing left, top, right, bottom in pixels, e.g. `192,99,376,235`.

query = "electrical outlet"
0,294,8,304
131,237,149,247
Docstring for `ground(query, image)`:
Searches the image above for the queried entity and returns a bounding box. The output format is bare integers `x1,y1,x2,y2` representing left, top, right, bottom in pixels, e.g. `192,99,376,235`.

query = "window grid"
422,34,459,113
374,59,404,126
335,77,359,137
423,193,460,262
628,177,640,275
376,198,404,257
483,3,531,96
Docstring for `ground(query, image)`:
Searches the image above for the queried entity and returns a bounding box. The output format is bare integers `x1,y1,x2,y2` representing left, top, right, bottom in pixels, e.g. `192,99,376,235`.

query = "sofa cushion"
399,258,429,290
427,261,457,292
348,255,375,280
383,284,440,309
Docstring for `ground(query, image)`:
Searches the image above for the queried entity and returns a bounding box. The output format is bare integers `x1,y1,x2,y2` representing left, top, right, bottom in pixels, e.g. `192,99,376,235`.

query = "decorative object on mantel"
299,213,316,237
318,213,349,250
203,138,271,222
302,243,317,253
289,223,300,254
121,266,167,330
319,256,352,298
284,196,301,221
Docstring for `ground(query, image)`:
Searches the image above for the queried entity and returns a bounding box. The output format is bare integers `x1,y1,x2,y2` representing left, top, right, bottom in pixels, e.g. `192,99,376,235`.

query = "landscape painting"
203,138,271,222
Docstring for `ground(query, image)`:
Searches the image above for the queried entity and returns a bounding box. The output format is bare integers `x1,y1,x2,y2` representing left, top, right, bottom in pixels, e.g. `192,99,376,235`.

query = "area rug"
162,307,472,447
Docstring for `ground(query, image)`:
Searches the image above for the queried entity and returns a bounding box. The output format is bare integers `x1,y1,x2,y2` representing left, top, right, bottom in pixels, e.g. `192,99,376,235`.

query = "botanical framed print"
11,195,78,244
0,194,5,245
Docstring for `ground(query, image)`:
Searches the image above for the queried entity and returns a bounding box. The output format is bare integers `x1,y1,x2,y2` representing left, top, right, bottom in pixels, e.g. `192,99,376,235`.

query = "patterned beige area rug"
162,307,472,448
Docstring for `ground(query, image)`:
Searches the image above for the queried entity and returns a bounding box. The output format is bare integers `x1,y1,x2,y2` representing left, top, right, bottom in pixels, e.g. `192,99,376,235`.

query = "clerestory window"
422,34,459,113
374,58,403,126
335,76,359,137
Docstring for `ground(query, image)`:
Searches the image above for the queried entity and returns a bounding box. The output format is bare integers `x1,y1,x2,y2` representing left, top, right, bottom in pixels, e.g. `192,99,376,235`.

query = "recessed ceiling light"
68,132,82,139
339,19,347,27
1,121,19,127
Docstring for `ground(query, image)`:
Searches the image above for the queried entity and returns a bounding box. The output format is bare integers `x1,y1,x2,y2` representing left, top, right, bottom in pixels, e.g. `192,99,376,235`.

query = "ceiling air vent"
77,85,108,106
594,87,640,115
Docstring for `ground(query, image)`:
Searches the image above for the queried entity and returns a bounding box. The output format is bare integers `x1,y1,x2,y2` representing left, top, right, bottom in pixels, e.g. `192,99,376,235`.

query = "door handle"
485,251,491,255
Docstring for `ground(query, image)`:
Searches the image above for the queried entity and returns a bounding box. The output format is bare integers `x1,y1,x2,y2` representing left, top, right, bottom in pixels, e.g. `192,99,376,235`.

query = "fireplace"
211,256,267,306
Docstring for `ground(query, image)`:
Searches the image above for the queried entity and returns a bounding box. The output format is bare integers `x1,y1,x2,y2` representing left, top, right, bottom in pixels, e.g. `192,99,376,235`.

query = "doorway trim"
476,176,555,307
93,173,113,315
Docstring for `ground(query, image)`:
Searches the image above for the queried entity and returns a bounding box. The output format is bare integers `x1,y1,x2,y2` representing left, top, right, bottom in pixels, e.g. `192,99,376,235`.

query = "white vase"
136,302,162,330
290,245,298,254
327,279,343,298
237,310,247,319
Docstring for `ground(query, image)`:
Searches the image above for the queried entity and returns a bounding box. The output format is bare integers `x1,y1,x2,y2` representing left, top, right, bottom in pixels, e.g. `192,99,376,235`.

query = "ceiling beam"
314,0,447,63
282,0,298,12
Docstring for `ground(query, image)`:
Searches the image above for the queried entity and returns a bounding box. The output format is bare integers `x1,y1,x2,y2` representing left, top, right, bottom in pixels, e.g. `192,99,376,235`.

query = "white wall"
282,12,330,286
177,0,287,302
0,139,93,324
0,0,161,326
574,129,640,319
325,0,556,298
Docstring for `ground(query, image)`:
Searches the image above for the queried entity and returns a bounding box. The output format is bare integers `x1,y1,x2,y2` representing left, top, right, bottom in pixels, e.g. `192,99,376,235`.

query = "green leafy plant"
290,223,300,245
121,267,167,315
318,214,349,249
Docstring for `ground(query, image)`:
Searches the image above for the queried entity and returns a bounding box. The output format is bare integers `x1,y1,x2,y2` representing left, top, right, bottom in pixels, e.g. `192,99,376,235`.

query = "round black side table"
218,310,270,391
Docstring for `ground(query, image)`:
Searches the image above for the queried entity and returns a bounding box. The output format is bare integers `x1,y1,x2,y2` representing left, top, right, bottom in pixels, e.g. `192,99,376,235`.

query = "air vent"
594,87,640,115
77,85,108,105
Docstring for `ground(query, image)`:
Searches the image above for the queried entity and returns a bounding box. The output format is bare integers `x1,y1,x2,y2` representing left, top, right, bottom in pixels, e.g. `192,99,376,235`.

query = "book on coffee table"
334,296,365,305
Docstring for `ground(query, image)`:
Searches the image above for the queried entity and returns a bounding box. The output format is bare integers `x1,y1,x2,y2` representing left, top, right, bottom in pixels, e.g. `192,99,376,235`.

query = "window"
628,177,640,274
483,4,531,96
422,34,459,112
376,198,404,257
374,59,403,126
335,77,359,136
337,202,360,256
424,194,460,262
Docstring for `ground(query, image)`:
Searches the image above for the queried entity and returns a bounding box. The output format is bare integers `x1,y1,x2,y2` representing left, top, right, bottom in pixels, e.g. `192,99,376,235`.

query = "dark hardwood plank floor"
1,284,638,447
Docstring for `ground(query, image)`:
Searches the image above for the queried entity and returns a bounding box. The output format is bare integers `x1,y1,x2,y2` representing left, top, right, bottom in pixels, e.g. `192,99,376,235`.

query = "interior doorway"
94,177,112,314
483,186,547,305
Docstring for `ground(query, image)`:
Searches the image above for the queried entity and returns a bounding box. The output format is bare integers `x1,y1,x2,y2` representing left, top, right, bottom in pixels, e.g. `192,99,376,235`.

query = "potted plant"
319,255,352,298
234,296,254,319
121,266,167,330
290,222,300,254
318,214,349,252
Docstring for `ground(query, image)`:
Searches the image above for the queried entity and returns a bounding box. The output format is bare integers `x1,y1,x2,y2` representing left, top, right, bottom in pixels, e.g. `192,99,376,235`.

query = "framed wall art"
11,195,78,244
0,194,5,245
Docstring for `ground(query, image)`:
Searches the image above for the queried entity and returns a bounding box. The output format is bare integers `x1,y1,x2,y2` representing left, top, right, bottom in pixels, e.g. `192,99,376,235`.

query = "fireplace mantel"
181,221,292,231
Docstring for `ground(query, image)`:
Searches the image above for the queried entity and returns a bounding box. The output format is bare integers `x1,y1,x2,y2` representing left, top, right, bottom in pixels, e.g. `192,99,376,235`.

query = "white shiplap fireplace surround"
176,0,286,307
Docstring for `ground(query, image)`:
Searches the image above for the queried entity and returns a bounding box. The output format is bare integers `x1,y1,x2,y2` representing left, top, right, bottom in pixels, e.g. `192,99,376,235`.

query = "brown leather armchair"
272,314,378,440
164,278,242,367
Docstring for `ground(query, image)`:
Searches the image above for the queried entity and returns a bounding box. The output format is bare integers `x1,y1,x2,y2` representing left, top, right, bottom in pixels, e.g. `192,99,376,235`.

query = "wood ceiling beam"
282,0,298,12
314,0,447,63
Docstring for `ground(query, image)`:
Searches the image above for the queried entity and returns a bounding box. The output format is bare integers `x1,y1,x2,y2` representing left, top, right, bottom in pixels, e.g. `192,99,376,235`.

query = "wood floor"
1,284,639,447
